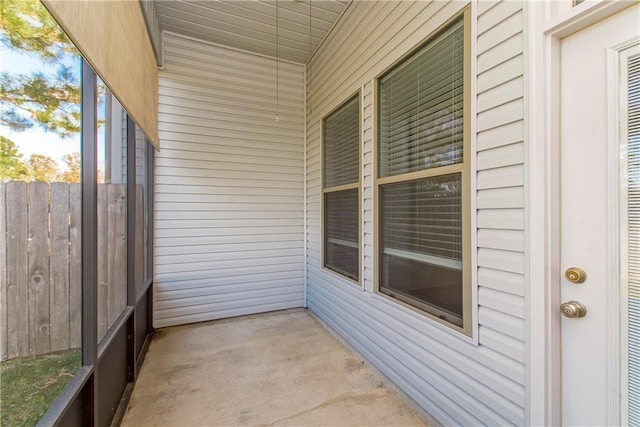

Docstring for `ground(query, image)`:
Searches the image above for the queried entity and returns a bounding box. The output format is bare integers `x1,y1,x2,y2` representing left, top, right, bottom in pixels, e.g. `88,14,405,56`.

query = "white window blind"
325,189,359,280
323,95,359,188
377,15,466,328
627,52,640,426
381,175,462,267
380,174,463,325
379,17,464,178
323,94,360,281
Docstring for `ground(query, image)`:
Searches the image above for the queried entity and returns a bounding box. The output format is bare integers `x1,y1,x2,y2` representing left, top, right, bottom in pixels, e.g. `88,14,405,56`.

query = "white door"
560,4,639,426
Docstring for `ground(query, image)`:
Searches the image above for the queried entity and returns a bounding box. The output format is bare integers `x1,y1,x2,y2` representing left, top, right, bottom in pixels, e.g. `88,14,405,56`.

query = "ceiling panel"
154,0,350,64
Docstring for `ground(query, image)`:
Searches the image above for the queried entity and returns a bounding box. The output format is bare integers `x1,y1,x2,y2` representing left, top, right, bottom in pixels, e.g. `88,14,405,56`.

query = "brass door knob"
565,267,586,283
560,301,587,318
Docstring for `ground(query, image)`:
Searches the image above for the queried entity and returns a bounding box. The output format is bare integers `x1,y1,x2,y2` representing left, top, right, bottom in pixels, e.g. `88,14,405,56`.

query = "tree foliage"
60,152,80,183
0,136,29,180
0,0,77,61
0,136,81,182
28,153,59,182
0,0,80,137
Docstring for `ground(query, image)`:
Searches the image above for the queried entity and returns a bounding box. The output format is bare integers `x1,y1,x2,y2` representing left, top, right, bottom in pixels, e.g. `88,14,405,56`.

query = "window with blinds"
626,51,640,426
323,94,360,282
378,17,464,178
376,11,469,331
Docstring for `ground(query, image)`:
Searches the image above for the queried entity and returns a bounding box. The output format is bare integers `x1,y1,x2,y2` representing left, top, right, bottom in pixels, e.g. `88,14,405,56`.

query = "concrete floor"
122,309,432,427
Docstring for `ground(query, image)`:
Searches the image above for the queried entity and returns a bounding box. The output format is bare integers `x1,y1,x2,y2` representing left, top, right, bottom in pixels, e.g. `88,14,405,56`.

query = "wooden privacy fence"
0,181,130,361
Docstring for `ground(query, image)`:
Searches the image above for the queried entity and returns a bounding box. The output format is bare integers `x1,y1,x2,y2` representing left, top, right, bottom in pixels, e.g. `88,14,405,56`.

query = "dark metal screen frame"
36,59,155,427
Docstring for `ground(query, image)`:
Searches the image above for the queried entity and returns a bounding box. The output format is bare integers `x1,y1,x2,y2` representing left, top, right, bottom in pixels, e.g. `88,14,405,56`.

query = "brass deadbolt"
560,301,587,318
565,267,586,284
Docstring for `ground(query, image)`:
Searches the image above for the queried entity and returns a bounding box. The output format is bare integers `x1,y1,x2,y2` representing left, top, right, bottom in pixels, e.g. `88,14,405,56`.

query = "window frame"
373,8,472,336
321,91,362,286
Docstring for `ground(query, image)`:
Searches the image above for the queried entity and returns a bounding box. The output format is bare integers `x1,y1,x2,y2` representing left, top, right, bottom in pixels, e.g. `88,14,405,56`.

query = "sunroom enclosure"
0,1,157,425
3,0,640,426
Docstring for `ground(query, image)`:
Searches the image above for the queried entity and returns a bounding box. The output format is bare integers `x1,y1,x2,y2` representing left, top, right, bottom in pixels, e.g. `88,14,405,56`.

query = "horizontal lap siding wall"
155,33,305,328
306,1,526,425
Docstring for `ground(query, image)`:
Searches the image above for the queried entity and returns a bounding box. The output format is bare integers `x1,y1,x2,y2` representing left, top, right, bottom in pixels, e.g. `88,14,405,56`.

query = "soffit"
154,0,350,64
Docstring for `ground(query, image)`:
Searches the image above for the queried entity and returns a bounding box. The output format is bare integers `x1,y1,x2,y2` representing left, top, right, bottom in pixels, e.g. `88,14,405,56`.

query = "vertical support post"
126,116,137,382
147,143,155,333
81,59,98,426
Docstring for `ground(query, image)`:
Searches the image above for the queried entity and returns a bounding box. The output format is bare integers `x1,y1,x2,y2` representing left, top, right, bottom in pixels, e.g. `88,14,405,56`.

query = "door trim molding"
526,1,637,425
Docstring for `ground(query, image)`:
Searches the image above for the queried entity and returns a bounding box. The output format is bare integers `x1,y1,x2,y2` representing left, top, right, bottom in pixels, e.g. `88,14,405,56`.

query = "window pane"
325,189,359,281
97,79,128,343
0,1,81,423
135,126,149,295
379,17,464,178
626,51,640,424
323,95,359,187
380,174,462,326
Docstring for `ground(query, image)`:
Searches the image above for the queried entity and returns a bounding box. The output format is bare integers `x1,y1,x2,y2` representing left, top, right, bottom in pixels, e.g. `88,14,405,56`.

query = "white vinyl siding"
155,33,305,328
306,1,525,425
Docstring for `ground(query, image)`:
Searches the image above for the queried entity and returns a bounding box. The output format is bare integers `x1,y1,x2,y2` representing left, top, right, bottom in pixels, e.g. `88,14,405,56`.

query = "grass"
0,349,80,427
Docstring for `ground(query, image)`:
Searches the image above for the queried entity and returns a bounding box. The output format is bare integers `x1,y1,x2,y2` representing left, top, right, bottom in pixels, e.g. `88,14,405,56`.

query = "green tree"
0,0,77,61
60,151,80,183
0,135,29,180
28,153,59,182
0,0,80,137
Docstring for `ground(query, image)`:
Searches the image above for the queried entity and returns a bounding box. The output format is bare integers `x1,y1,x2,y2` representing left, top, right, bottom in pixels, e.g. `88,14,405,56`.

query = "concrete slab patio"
121,309,433,427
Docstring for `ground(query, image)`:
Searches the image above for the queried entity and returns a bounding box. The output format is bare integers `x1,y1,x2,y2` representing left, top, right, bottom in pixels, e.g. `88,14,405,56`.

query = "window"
97,79,128,343
323,94,360,282
134,124,150,296
377,10,470,332
0,2,83,422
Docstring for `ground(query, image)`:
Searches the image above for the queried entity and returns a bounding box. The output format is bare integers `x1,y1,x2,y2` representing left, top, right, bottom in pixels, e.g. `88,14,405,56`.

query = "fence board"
69,184,82,349
107,184,127,326
6,182,29,359
29,182,51,356
0,182,7,361
97,184,108,341
1,182,128,359
50,183,70,352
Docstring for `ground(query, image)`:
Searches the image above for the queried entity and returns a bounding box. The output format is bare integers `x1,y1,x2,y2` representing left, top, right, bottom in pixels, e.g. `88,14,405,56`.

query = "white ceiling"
154,0,350,64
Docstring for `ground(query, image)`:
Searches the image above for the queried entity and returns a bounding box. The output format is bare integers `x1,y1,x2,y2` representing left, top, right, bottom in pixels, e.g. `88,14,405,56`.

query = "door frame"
525,1,638,425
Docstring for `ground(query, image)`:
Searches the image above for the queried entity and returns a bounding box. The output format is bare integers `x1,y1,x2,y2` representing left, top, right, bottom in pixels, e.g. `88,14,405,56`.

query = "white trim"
361,83,367,292
605,37,630,427
158,29,166,70
304,61,309,308
542,0,636,38
469,0,479,346
524,1,554,424
525,1,562,425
